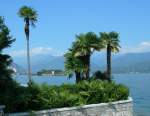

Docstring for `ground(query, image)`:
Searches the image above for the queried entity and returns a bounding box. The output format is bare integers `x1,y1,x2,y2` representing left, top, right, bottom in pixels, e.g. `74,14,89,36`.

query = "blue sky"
1,0,150,57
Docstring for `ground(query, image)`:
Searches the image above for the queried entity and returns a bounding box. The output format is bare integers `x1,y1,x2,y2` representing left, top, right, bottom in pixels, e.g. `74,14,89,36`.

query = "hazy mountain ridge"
97,52,150,73
12,55,100,74
12,52,150,74
111,52,150,73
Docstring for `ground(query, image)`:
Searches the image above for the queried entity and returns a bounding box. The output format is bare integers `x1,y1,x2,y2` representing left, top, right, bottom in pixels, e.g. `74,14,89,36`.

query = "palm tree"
73,32,100,79
64,49,85,83
18,6,38,83
100,32,120,81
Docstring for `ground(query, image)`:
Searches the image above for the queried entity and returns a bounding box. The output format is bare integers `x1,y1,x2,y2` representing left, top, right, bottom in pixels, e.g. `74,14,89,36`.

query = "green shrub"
92,71,108,81
1,80,129,113
75,80,129,104
0,80,29,112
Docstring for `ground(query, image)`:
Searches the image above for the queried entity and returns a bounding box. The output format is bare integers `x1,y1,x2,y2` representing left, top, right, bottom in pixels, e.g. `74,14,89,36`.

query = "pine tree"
0,17,15,89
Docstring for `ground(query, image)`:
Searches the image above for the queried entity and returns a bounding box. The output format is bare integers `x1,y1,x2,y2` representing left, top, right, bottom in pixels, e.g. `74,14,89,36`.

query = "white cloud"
9,47,63,57
120,41,150,54
8,41,150,57
140,41,150,46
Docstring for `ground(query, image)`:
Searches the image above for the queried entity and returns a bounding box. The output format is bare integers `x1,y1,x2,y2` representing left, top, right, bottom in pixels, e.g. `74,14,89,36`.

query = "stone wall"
7,97,133,116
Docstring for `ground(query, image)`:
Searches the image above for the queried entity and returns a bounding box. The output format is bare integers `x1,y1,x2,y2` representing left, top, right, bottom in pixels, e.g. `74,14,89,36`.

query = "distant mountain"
94,52,150,73
48,56,65,69
46,56,100,72
13,52,150,74
13,54,100,73
13,54,55,73
11,62,26,74
111,52,150,73
31,54,56,72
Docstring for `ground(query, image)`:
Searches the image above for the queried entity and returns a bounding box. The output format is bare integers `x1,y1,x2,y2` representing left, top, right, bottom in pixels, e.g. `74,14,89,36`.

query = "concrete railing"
7,97,133,116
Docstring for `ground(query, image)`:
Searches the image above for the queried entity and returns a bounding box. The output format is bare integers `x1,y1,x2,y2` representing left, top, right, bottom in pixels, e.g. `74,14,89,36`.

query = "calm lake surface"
14,74,150,116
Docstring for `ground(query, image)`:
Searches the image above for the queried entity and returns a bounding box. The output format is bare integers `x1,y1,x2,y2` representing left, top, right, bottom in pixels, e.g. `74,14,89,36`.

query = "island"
37,69,65,76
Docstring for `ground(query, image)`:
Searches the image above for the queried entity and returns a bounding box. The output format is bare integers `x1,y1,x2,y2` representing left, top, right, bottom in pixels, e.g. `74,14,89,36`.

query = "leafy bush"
0,80,29,112
92,70,108,81
1,80,129,113
75,80,129,104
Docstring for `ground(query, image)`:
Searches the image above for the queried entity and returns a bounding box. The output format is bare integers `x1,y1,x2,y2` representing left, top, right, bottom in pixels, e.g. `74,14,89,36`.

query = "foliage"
18,6,38,84
99,32,120,52
92,70,109,81
64,49,85,80
99,32,120,80
0,16,124,113
72,32,101,79
73,32,100,56
0,16,15,98
18,6,38,27
75,80,129,104
1,80,129,113
64,32,103,80
64,31,121,82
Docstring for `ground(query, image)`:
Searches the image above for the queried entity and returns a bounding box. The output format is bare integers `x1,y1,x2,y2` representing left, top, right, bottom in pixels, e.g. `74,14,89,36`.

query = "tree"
73,32,101,79
64,49,86,83
99,32,120,80
0,16,15,89
18,6,38,84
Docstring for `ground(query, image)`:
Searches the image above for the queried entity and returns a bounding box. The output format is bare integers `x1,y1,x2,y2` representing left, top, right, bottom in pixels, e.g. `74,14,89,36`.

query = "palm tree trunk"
107,44,111,81
86,54,90,79
81,54,90,80
25,20,31,84
26,38,32,83
75,71,81,83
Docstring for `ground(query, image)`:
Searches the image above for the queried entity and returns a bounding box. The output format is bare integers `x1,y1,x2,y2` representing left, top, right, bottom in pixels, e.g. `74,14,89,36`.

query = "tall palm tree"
73,32,100,79
100,32,120,81
18,6,38,83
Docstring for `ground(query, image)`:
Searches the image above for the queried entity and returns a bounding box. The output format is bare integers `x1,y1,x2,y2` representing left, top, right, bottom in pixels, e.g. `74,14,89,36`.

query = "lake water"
14,74,150,116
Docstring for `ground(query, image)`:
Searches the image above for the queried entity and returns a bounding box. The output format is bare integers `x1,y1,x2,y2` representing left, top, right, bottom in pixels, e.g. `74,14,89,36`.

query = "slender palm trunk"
26,38,31,83
107,44,111,81
25,20,32,84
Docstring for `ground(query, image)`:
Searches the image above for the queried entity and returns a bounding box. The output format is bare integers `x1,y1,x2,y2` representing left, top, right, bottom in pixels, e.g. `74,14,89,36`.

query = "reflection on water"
13,74,150,116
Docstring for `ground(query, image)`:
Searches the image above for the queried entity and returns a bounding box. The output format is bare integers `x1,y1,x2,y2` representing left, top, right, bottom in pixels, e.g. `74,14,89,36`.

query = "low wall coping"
8,97,133,116
50,97,133,112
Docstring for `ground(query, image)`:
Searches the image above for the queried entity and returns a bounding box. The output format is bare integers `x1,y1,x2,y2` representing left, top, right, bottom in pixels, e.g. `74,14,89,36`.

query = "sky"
1,0,150,57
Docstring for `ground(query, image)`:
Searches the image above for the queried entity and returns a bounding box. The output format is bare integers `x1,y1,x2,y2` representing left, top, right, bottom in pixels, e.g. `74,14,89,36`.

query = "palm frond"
99,31,120,53
18,6,38,27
